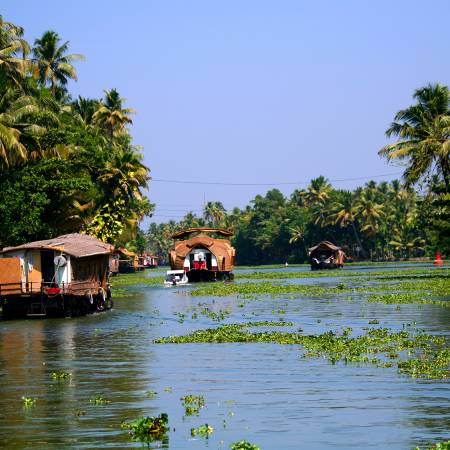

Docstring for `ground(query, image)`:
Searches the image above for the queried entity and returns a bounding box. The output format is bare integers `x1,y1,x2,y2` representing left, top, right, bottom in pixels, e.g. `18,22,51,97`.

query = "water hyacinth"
190,423,213,437
181,394,205,416
121,413,169,443
155,323,448,379
230,440,261,450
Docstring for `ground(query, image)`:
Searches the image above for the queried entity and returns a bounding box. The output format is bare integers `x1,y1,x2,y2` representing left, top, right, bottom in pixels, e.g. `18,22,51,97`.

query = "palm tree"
330,191,366,259
304,176,332,205
93,89,134,140
98,148,149,199
379,83,450,191
354,190,385,237
71,96,99,129
32,30,84,96
203,201,226,227
0,16,31,88
0,87,41,167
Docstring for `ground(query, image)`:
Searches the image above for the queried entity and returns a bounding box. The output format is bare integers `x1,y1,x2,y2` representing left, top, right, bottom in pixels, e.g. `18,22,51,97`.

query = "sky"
3,0,450,224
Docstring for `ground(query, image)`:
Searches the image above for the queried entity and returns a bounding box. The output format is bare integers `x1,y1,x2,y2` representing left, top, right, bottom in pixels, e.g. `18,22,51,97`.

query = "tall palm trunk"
351,221,367,260
439,157,450,193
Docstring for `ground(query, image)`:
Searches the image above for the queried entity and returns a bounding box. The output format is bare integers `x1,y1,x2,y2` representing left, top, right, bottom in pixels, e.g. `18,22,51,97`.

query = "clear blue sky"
4,1,450,223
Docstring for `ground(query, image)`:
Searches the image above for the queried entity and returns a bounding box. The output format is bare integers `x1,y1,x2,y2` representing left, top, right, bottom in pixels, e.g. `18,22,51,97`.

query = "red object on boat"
44,287,61,295
434,252,443,266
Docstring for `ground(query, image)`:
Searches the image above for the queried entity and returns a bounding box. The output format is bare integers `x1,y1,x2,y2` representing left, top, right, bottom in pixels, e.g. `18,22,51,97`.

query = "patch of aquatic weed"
237,267,450,280
414,440,450,450
188,281,411,298
367,293,450,308
155,323,449,379
111,273,164,288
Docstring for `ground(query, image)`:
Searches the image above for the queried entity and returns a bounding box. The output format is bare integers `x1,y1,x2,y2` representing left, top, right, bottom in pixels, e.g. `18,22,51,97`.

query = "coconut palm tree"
203,201,226,227
93,88,134,140
354,190,385,237
71,96,99,129
0,87,41,167
32,30,84,96
379,83,450,191
329,190,366,258
304,176,332,205
0,16,31,88
98,148,149,200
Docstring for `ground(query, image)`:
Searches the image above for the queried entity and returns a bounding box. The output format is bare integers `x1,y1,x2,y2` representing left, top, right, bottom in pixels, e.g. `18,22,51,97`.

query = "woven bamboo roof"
172,227,233,239
170,232,235,271
308,241,342,253
2,234,113,258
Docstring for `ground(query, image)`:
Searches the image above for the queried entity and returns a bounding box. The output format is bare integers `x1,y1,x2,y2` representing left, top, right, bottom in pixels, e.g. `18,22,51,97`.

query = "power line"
151,172,403,187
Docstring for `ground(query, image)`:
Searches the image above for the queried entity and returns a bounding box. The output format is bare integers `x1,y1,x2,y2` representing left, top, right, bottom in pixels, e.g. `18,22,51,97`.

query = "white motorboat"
164,270,189,287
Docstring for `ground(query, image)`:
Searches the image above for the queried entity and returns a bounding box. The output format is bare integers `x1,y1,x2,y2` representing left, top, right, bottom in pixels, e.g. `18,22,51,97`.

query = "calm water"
0,264,449,449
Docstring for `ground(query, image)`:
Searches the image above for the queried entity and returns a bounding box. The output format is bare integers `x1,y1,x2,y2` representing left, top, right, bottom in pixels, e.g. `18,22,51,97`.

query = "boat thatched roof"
170,232,235,271
172,227,233,239
1,233,113,258
308,241,342,253
116,247,137,258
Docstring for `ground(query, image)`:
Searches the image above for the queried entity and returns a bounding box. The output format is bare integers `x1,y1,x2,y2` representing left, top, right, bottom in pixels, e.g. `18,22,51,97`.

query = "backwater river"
0,264,448,449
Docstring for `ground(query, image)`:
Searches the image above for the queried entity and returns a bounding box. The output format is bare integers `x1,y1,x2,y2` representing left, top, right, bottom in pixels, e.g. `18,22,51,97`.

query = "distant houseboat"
0,234,113,318
169,228,235,281
114,247,139,273
309,241,345,270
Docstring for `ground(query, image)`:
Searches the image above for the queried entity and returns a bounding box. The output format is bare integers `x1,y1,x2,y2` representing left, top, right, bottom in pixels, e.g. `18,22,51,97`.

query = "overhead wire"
150,171,403,187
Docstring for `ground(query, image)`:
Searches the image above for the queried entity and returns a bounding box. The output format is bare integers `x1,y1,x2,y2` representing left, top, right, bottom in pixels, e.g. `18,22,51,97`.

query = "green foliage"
414,440,450,450
0,15,151,249
230,440,261,450
21,396,36,407
0,158,92,246
89,395,110,405
190,423,213,437
51,370,71,380
156,323,448,379
121,413,169,443
181,394,205,415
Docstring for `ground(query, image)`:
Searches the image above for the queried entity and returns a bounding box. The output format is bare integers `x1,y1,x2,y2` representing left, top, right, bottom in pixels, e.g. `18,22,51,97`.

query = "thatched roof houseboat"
0,233,113,318
309,241,345,270
169,228,235,281
111,247,139,274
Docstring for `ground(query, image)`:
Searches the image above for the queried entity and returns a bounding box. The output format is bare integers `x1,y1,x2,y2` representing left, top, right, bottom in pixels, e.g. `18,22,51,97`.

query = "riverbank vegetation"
0,15,151,249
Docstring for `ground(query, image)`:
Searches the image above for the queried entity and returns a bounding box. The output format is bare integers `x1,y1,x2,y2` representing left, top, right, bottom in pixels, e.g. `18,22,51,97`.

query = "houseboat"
309,241,345,270
114,247,139,273
169,227,235,282
0,233,114,318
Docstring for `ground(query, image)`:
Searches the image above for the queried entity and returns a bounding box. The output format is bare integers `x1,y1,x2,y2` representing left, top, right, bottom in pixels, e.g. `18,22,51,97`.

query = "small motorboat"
164,270,189,287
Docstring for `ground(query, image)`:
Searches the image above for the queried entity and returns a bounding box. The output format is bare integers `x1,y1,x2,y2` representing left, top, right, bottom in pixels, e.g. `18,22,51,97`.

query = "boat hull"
186,270,234,282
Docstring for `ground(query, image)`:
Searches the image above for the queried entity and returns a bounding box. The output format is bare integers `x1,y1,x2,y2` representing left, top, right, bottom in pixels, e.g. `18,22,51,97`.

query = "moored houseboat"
169,228,235,281
309,241,345,270
0,233,114,318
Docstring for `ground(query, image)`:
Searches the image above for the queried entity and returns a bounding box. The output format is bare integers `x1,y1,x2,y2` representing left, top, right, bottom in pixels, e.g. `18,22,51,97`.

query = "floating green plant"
414,440,450,450
181,394,205,416
51,370,71,380
190,423,213,437
21,396,36,407
111,273,164,288
145,390,157,397
89,395,110,405
230,440,261,450
121,413,169,443
155,323,448,379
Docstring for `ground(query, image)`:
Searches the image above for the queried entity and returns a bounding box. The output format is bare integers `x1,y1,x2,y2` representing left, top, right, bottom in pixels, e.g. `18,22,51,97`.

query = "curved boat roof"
172,227,233,239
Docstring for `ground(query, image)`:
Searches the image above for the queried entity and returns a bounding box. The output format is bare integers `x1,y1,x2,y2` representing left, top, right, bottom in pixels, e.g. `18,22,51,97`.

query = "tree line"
147,84,450,264
0,16,151,249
